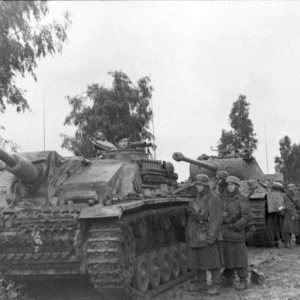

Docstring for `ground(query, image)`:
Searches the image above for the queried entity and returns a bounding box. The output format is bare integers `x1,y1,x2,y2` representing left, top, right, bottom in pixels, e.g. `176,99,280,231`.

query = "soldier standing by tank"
214,170,229,203
221,176,251,290
282,183,300,248
187,174,223,296
115,134,130,149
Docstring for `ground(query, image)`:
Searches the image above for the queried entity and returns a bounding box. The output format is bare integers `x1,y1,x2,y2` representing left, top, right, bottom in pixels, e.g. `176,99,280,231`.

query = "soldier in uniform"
221,176,251,290
115,134,130,149
282,183,300,248
187,174,223,295
214,170,229,203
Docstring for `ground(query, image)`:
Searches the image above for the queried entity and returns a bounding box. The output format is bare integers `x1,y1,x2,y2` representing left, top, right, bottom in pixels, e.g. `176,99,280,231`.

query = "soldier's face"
196,184,205,193
118,138,129,149
227,183,237,193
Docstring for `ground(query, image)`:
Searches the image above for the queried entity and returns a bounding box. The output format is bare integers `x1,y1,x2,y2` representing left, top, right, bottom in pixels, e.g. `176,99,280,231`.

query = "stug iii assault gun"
173,150,285,247
0,145,192,300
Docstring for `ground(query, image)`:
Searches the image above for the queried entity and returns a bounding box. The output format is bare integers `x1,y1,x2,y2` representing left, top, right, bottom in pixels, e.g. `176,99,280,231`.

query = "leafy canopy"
0,0,71,112
217,95,258,152
0,125,19,154
61,71,154,157
275,136,300,184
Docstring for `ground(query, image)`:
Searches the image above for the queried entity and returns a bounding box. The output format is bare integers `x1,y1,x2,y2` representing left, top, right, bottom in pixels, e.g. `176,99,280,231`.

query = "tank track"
86,206,192,299
246,199,276,247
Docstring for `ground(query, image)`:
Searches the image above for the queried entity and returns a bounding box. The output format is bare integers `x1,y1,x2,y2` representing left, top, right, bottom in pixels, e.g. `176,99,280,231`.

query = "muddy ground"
22,245,300,300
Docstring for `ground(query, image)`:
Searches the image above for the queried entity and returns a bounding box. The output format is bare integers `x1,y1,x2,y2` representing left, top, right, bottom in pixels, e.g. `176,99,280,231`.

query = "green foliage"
61,71,154,157
274,135,300,184
0,125,19,152
218,95,258,151
0,0,71,112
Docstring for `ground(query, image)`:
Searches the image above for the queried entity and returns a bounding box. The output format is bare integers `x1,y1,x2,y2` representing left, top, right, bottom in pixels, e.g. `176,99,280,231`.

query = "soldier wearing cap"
115,134,130,149
282,183,300,248
187,174,223,296
221,176,251,290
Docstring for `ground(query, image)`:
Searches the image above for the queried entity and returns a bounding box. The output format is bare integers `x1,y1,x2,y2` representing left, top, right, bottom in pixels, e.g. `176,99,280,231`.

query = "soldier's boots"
221,268,235,287
284,234,292,248
222,277,235,287
234,278,248,290
188,278,207,292
207,269,220,295
207,285,220,296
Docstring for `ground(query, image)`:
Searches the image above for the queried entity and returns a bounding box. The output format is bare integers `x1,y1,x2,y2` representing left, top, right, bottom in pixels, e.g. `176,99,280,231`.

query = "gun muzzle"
0,149,40,183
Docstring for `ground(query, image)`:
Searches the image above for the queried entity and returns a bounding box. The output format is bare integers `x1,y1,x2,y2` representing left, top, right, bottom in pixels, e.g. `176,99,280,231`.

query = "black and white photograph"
0,1,300,300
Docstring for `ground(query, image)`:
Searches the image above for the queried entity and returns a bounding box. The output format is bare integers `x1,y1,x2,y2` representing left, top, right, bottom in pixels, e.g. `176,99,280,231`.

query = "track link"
247,199,275,247
86,208,193,299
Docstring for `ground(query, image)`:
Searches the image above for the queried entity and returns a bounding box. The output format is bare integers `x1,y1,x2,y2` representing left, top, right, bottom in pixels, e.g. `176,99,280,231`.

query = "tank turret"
0,149,40,183
173,149,285,248
173,151,264,181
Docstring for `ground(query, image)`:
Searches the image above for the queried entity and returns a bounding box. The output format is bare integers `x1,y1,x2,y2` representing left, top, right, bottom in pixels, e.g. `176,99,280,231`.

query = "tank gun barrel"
129,141,153,148
172,152,219,173
0,149,40,183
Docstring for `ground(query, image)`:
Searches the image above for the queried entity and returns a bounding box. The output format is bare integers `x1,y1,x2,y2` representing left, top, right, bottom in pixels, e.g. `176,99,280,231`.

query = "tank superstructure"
0,145,192,299
173,150,285,247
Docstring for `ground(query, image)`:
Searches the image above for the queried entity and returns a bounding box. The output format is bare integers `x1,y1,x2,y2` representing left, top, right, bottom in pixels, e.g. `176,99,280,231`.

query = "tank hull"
0,198,193,299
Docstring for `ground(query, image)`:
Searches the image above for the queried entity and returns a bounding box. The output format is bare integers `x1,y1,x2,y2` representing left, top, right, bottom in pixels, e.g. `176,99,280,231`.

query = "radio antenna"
150,96,156,159
264,121,269,173
43,90,46,151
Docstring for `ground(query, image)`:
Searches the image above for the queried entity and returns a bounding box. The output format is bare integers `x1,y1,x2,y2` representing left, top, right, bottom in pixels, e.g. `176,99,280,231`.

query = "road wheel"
133,255,150,293
170,245,181,279
179,243,188,274
159,247,171,283
148,250,161,289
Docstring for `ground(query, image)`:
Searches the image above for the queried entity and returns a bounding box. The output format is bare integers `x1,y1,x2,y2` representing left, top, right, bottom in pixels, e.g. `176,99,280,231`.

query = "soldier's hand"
291,216,296,221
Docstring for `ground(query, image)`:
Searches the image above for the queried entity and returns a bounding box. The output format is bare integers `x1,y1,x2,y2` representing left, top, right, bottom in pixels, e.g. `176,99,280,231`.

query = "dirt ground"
22,245,300,300
157,245,300,300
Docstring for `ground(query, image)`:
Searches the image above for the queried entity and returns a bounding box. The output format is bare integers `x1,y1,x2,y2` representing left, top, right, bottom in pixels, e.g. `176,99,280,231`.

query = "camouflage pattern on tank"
0,145,193,300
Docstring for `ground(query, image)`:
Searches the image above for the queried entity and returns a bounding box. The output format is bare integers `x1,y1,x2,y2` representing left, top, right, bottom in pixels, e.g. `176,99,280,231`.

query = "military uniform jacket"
283,194,300,235
283,194,299,220
222,189,251,242
187,190,222,248
218,183,228,206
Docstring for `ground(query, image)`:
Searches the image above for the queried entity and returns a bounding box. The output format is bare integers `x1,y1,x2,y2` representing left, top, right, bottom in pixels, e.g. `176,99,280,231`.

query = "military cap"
194,174,210,186
226,176,240,187
287,183,296,191
115,133,129,143
216,171,229,180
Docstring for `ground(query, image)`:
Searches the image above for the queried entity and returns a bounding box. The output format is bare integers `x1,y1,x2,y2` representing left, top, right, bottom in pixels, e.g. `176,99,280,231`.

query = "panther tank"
173,149,285,247
0,144,192,299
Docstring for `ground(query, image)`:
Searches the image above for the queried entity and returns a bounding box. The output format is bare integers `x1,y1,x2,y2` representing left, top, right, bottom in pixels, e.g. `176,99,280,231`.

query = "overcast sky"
2,1,300,180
